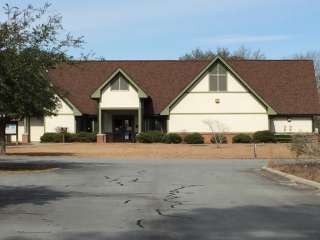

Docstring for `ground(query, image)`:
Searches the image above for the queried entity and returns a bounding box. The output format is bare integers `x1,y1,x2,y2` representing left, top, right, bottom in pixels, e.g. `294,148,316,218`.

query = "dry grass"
270,162,320,183
6,143,295,160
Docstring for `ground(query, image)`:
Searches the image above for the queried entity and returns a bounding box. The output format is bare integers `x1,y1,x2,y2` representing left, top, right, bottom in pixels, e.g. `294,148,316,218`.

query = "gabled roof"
48,58,320,115
90,68,148,99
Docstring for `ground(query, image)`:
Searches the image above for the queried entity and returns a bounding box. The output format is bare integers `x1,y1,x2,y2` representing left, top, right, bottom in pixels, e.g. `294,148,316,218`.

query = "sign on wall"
5,123,17,135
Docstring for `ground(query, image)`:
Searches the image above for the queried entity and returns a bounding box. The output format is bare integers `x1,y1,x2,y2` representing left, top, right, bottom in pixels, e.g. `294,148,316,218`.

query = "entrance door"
112,115,135,142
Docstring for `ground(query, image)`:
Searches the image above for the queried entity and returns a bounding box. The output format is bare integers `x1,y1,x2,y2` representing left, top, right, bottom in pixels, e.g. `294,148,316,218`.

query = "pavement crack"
136,219,144,228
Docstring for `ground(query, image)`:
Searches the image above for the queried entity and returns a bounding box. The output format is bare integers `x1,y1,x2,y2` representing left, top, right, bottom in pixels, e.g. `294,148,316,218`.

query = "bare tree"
203,119,228,148
180,46,266,60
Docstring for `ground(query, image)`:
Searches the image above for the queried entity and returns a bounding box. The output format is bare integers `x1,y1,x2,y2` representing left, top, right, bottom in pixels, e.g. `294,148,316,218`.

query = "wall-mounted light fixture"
215,98,220,104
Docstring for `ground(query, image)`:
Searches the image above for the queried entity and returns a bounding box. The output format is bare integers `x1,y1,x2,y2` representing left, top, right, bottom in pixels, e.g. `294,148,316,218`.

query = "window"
111,76,129,91
144,117,167,132
209,63,227,91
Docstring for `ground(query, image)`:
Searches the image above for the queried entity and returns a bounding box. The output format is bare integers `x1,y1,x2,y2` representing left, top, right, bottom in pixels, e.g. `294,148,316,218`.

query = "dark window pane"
119,77,129,90
209,75,218,91
211,64,218,74
218,64,227,74
219,75,227,91
111,78,119,90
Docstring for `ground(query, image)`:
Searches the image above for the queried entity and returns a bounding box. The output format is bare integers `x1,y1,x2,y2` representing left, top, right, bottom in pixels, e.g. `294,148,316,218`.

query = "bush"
136,131,164,143
232,134,252,143
41,132,96,143
40,132,63,143
253,130,275,143
275,134,292,143
162,133,182,144
184,133,204,144
70,132,96,142
210,134,227,144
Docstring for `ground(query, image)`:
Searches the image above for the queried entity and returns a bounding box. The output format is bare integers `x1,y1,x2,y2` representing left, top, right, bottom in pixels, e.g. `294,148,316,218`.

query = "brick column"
96,133,106,143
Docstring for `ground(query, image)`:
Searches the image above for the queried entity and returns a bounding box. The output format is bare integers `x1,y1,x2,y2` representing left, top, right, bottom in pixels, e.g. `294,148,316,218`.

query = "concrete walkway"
0,157,319,239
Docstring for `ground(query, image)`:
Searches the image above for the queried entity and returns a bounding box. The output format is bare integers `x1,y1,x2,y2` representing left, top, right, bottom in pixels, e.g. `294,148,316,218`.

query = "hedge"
232,134,252,143
274,134,292,143
40,132,96,143
162,133,182,144
210,134,227,144
184,133,204,144
253,130,275,143
136,131,164,143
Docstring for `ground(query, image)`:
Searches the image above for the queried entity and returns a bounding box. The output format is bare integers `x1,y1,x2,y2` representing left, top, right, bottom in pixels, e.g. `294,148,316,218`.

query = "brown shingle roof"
48,59,320,115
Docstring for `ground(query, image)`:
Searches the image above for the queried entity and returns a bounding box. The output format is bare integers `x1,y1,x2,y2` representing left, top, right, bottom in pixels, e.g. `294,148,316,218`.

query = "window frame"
209,64,227,92
110,76,129,91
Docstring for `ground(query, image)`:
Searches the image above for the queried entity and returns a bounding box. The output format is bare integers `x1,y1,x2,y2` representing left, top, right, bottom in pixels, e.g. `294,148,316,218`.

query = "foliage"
179,46,266,60
290,134,320,158
232,134,252,143
274,134,293,143
253,130,275,143
0,3,84,153
184,133,204,144
70,132,96,142
210,134,227,144
40,132,96,143
136,131,164,143
162,133,182,144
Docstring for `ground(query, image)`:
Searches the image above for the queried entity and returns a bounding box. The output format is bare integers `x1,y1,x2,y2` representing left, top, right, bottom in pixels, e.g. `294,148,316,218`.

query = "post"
96,107,106,143
138,99,142,133
22,117,30,144
253,143,257,159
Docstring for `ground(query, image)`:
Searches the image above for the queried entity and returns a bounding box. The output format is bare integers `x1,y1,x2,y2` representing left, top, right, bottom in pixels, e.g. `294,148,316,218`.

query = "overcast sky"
2,0,320,59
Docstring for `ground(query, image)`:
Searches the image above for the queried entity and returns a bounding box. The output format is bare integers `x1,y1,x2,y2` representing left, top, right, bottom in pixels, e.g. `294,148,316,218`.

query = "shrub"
162,133,182,144
136,131,164,143
290,134,319,158
232,134,252,143
41,132,96,143
184,133,204,144
40,132,63,143
210,134,227,144
275,134,292,143
70,132,96,142
253,130,275,143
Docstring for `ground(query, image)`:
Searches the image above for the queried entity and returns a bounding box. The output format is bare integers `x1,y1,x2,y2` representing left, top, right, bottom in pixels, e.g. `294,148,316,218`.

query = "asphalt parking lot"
0,157,319,240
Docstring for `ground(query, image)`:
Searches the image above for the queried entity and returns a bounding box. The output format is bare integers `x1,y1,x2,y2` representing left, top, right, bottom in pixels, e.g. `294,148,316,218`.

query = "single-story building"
13,55,320,143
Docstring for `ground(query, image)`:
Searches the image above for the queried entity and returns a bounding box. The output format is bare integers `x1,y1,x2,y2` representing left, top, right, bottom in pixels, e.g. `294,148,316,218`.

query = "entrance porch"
99,110,141,142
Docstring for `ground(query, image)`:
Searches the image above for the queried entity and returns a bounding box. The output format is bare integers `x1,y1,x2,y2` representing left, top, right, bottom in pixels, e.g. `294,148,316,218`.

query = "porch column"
96,107,106,143
138,99,143,133
22,117,30,144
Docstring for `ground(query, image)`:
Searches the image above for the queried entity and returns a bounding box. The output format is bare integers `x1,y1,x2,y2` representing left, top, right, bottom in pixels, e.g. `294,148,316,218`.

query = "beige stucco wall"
44,96,75,134
100,83,139,109
271,117,313,133
168,70,269,133
168,114,269,133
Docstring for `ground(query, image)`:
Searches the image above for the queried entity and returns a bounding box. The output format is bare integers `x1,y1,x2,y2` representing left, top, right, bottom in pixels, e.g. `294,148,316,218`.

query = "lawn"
6,142,296,160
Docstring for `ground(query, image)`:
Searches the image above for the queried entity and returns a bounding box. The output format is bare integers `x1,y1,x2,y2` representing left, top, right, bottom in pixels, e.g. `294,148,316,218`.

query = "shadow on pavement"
6,152,75,157
0,185,69,209
57,205,320,240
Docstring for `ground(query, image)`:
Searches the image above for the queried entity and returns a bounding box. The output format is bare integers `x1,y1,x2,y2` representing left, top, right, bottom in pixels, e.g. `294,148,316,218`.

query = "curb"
262,166,320,190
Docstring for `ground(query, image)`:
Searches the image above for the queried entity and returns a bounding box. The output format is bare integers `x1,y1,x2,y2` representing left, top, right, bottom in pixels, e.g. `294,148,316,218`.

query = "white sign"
5,123,16,135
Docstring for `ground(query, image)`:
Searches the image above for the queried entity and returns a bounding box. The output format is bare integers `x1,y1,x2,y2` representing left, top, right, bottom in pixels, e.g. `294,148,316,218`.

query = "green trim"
58,95,82,116
160,55,277,116
170,112,267,115
185,91,248,93
100,107,139,110
91,68,148,99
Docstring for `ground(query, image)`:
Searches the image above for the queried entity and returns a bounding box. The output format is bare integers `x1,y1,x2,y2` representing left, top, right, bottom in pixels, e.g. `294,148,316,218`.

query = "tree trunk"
0,118,6,154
